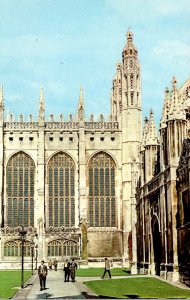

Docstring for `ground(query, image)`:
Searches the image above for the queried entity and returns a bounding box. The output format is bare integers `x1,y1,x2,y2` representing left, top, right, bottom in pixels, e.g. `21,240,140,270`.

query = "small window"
59,137,63,141
19,137,23,141
69,137,73,142
111,137,115,141
29,137,33,142
9,137,13,142
100,137,104,141
90,137,94,141
49,137,53,141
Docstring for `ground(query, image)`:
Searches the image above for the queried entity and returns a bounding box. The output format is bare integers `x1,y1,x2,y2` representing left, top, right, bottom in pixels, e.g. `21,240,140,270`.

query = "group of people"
48,258,58,271
63,259,78,282
38,257,111,291
38,258,78,291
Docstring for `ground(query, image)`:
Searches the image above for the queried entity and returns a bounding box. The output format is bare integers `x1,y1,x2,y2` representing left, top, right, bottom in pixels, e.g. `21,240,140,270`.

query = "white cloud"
153,40,190,58
106,0,190,17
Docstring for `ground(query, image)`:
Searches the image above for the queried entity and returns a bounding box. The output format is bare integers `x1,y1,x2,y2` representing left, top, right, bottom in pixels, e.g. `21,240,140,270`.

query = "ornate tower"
121,29,142,271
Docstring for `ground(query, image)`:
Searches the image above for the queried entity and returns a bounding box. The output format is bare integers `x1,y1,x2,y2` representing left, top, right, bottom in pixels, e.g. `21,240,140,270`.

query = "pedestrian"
63,259,71,282
54,258,58,271
38,260,48,291
70,259,78,282
101,258,111,279
48,259,53,270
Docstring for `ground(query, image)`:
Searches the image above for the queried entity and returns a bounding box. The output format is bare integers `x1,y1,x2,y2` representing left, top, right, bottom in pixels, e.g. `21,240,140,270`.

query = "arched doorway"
151,215,161,275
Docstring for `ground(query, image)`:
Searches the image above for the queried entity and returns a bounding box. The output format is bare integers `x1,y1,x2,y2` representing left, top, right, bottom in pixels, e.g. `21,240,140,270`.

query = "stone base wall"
87,230,122,257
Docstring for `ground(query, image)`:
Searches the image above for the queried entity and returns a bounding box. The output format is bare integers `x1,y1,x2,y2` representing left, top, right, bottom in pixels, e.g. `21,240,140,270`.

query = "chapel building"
0,30,142,269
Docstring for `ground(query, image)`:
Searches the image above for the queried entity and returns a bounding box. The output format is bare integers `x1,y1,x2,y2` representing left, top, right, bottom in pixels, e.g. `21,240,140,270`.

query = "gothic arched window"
7,152,35,227
4,240,33,257
48,152,75,227
88,152,116,227
47,239,78,257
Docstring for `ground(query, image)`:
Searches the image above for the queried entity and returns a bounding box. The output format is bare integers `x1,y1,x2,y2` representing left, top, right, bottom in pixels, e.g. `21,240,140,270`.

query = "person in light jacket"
101,258,111,279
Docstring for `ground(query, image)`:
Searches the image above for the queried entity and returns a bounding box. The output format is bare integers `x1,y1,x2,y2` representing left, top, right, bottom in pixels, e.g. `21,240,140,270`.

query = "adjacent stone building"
0,30,142,269
136,75,190,284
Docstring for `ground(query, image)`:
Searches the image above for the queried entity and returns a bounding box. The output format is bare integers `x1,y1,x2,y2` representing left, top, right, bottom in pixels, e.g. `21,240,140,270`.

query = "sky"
0,0,190,126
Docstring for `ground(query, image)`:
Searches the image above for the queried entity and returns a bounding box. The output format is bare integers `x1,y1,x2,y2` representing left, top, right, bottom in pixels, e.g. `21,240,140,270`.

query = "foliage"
84,277,190,299
0,270,32,299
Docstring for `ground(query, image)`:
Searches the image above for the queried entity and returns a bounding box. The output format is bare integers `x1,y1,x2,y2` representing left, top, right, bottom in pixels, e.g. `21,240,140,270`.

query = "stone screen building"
136,75,190,284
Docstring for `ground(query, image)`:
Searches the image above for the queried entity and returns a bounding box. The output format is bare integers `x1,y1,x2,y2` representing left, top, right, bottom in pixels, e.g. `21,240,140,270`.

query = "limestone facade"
0,30,142,269
136,76,190,284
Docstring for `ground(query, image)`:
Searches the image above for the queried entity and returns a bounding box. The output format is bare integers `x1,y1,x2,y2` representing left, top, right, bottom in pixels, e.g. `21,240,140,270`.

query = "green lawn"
0,270,32,299
76,267,131,277
85,277,190,299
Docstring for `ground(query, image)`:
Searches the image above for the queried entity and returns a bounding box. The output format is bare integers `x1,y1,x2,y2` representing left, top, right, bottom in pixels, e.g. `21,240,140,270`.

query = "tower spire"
126,27,133,42
0,85,4,110
79,85,84,109
77,85,85,122
38,84,45,123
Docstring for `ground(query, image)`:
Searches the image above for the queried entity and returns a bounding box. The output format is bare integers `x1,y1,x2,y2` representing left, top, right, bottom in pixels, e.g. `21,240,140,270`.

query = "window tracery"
4,240,33,257
48,153,75,227
47,239,78,257
88,152,116,227
7,152,35,227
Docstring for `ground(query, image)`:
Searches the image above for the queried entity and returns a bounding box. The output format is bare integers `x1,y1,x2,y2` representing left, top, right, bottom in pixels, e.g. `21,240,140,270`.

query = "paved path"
13,270,99,299
12,271,190,299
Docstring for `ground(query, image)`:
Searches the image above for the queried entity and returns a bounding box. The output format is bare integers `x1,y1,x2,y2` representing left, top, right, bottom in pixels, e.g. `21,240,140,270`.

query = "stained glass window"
6,152,35,227
88,152,116,227
48,152,75,227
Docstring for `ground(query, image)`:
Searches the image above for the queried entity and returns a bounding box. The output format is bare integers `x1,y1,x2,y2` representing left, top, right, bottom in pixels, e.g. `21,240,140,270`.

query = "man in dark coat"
38,260,48,291
63,259,70,282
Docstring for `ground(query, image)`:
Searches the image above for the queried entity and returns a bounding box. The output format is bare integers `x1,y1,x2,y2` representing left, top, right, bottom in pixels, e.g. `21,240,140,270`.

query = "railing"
5,122,38,129
46,122,79,129
85,122,119,129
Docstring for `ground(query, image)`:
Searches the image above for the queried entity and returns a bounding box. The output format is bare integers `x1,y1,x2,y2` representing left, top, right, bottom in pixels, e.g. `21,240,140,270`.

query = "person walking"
101,258,111,279
70,259,78,282
54,258,58,271
48,259,53,270
38,260,48,291
63,259,71,282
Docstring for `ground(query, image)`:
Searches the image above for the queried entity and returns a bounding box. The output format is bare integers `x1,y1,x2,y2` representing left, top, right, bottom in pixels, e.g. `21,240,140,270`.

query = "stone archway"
151,215,161,276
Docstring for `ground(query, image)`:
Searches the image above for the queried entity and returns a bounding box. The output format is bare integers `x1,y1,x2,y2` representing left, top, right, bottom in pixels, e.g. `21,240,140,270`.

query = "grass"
0,270,32,299
84,277,190,299
76,267,131,277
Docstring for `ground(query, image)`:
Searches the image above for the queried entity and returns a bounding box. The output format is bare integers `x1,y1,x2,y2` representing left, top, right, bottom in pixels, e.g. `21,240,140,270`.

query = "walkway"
13,270,99,299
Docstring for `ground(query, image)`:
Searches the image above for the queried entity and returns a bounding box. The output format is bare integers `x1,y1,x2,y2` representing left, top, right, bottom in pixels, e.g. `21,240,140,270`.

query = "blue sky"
0,0,190,126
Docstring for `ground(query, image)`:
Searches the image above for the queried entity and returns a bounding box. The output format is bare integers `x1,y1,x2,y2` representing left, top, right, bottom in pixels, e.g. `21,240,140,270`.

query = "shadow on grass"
99,295,139,299
124,295,139,299
122,270,131,275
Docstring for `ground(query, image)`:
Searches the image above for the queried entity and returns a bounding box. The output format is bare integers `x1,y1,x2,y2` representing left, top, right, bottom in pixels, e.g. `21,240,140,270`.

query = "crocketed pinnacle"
141,116,149,149
160,87,171,128
146,109,158,146
168,76,185,120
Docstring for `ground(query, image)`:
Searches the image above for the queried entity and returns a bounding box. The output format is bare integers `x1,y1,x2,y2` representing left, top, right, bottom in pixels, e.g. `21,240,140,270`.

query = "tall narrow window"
48,152,75,227
6,152,35,227
88,152,116,227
